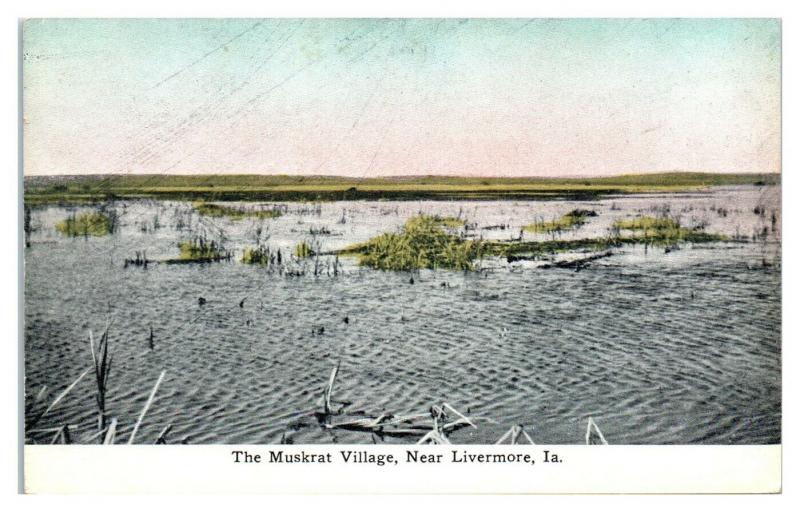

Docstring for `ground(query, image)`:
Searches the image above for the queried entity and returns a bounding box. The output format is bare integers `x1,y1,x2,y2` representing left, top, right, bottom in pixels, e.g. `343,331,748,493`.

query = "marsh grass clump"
242,244,293,273
611,215,725,246
336,211,729,271
294,240,313,258
55,211,114,237
523,209,596,234
166,236,231,263
612,215,686,244
339,215,484,271
613,215,680,231
242,246,268,265
193,201,283,220
243,242,341,277
434,216,465,229
241,245,284,266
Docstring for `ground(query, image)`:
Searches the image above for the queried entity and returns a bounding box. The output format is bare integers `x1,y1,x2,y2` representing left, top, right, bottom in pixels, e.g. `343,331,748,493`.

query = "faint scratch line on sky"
149,21,263,90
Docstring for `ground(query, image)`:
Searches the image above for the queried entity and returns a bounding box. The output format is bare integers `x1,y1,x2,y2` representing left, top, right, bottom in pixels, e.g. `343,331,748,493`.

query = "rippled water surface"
24,186,781,444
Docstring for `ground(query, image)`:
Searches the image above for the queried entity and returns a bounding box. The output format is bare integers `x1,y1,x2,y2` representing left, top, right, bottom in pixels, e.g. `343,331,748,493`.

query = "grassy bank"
24,172,779,205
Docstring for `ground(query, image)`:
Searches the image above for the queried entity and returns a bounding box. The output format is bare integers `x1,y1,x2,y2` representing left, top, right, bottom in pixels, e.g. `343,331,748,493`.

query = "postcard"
20,18,781,494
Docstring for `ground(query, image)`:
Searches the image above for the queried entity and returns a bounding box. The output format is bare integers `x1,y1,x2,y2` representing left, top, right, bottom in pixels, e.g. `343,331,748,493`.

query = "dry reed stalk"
315,365,480,443
103,418,118,445
416,406,451,444
378,428,431,436
155,424,173,444
32,385,48,408
49,424,72,444
495,424,535,445
417,429,450,445
443,403,476,429
495,426,515,444
127,370,166,444
375,413,431,426
81,425,109,443
442,418,475,431
49,427,63,445
368,413,388,428
89,325,113,432
27,425,78,435
585,417,608,445
322,363,340,415
327,418,378,429
521,428,535,445
38,368,91,421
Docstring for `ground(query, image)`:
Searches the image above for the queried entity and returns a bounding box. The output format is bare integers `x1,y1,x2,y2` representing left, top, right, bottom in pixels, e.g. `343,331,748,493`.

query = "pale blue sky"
22,18,781,176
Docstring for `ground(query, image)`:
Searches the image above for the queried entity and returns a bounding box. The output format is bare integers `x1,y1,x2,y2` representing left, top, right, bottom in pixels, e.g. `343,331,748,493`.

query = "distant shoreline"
23,172,780,205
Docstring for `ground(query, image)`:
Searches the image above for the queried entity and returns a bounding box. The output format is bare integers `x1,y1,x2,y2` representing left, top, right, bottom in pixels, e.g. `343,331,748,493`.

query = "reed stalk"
89,326,112,433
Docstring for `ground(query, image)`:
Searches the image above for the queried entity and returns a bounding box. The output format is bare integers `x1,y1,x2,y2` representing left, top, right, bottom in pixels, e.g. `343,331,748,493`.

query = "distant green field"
23,172,780,205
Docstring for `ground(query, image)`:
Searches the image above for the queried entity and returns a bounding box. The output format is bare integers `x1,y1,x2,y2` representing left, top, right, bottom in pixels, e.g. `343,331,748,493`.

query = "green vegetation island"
23,172,779,205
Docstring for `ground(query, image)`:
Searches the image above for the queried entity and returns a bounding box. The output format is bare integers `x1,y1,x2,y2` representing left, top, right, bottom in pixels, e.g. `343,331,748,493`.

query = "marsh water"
24,186,781,444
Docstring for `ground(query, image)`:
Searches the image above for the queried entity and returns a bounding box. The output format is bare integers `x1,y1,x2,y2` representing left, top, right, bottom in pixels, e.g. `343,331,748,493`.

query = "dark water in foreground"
24,188,781,444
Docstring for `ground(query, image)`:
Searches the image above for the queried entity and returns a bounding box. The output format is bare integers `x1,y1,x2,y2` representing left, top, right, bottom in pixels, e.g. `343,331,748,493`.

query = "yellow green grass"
338,215,484,271
164,237,230,263
337,213,728,271
241,247,262,264
523,209,595,234
55,212,112,237
192,201,282,220
611,215,709,245
293,241,313,258
242,246,275,264
435,216,465,228
613,216,680,231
